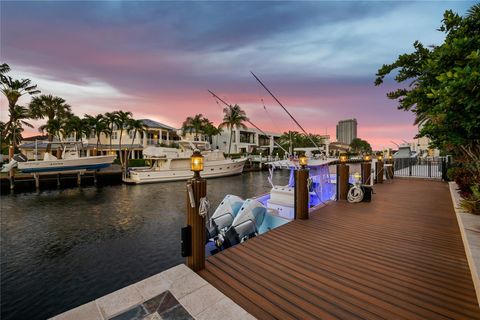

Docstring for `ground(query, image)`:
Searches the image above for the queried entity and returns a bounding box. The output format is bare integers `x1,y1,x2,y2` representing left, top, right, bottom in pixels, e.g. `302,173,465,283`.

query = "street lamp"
191,150,204,178
339,154,348,164
363,154,371,162
377,154,383,161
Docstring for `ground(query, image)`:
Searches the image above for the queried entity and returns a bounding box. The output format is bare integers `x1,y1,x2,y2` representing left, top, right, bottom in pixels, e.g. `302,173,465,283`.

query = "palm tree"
182,114,207,140
29,94,72,153
126,119,147,161
84,114,109,152
3,105,34,155
104,111,119,153
1,76,40,158
0,63,10,75
61,116,91,149
203,120,222,145
219,105,249,156
39,118,64,146
115,111,133,166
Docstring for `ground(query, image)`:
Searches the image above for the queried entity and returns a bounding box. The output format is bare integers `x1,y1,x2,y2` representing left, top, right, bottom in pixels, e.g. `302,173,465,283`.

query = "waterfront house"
18,119,179,160
212,127,281,154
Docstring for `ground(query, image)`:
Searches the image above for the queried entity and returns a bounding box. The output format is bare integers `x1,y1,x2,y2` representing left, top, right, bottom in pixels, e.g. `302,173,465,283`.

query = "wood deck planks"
199,179,480,319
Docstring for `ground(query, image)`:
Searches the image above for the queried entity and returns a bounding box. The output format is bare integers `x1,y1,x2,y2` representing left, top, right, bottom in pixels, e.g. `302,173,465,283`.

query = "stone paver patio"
51,264,255,320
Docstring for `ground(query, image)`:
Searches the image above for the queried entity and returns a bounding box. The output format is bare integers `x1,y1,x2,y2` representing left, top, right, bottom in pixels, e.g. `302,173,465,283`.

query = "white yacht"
126,140,247,184
14,144,116,173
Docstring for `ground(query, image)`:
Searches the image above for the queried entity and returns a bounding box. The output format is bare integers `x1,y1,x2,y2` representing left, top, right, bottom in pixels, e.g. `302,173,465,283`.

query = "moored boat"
17,144,116,173
126,140,248,184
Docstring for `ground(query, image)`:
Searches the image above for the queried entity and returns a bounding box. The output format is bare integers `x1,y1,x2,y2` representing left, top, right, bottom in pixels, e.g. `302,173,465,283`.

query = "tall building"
336,118,357,145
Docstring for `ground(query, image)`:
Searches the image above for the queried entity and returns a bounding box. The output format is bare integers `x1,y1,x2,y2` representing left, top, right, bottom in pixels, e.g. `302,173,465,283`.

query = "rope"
347,185,364,203
199,197,210,218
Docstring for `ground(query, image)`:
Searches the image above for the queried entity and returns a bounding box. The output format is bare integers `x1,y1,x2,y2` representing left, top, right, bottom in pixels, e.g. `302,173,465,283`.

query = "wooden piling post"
34,173,40,190
57,174,61,187
337,164,349,201
386,157,394,180
361,161,372,185
294,168,309,220
77,172,82,186
376,160,384,184
186,176,207,271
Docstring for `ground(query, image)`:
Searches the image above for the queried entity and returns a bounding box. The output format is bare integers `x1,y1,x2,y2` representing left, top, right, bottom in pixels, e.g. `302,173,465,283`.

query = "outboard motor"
224,199,266,245
206,195,244,242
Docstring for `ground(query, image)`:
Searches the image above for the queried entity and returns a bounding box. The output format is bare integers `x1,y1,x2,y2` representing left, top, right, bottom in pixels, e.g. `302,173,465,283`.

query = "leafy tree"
39,118,64,147
3,105,34,152
29,94,72,153
219,105,249,156
202,120,222,145
375,4,480,162
104,111,119,153
182,114,208,140
126,119,148,160
84,114,109,152
61,116,90,149
350,138,372,154
115,111,133,166
1,71,40,157
278,131,324,154
0,63,10,75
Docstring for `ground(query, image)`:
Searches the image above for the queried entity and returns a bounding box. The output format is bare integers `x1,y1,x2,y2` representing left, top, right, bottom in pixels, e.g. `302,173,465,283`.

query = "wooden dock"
200,179,480,319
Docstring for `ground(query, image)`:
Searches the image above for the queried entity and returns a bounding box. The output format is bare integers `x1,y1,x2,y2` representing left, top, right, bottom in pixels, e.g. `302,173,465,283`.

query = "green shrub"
460,185,480,215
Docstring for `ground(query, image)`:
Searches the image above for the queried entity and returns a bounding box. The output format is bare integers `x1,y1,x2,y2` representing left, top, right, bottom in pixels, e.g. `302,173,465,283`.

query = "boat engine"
206,194,244,240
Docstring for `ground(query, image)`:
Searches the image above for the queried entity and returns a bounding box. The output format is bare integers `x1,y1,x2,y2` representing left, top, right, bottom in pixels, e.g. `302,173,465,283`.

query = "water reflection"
0,171,289,320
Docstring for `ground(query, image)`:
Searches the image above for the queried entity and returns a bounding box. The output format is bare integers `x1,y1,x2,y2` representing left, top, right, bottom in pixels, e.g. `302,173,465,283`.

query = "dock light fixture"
339,154,348,164
363,154,371,162
299,155,308,169
388,155,393,161
191,150,204,178
377,155,383,161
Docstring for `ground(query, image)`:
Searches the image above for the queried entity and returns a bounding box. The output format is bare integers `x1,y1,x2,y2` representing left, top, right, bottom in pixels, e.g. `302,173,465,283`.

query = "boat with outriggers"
2,143,116,173
206,156,336,254
125,140,248,184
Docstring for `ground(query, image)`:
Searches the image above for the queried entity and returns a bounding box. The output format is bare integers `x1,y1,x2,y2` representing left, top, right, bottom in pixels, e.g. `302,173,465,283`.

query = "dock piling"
185,151,206,272
376,159,384,184
337,164,349,201
294,167,309,220
361,161,372,185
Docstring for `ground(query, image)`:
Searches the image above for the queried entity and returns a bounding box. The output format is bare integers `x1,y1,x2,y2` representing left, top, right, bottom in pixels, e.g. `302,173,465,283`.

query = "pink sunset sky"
0,1,472,149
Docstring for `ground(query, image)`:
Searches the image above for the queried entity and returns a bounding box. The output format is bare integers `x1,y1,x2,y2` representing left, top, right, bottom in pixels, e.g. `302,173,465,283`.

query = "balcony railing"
147,138,160,145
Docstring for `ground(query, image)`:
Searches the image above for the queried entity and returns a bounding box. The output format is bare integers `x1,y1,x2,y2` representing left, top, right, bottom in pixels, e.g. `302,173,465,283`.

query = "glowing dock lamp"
339,154,348,164
377,154,384,161
299,154,308,169
191,150,204,178
363,154,371,162
388,155,393,161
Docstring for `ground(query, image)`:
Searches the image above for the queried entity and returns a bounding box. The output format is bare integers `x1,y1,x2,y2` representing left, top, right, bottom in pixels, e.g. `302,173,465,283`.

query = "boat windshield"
178,141,211,151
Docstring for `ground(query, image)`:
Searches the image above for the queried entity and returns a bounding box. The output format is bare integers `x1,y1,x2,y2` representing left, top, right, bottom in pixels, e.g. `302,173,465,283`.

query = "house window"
111,132,118,140
129,131,136,139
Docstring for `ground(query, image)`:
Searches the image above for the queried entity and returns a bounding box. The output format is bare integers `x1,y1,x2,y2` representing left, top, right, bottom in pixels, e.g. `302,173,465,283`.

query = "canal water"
1,170,290,320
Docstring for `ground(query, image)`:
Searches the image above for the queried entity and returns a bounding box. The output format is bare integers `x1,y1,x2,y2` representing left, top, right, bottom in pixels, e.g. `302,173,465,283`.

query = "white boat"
17,144,116,173
126,141,248,184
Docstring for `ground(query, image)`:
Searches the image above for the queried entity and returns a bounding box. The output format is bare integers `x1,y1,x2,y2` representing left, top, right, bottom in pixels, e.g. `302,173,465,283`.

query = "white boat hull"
17,155,117,173
127,159,247,184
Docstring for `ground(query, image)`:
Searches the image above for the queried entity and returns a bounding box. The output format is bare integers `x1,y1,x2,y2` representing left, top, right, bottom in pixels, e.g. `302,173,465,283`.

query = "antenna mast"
250,72,321,151
208,89,289,154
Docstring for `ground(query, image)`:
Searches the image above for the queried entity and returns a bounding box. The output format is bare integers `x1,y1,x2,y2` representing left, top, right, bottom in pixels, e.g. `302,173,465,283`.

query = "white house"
212,127,281,154
19,119,179,160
